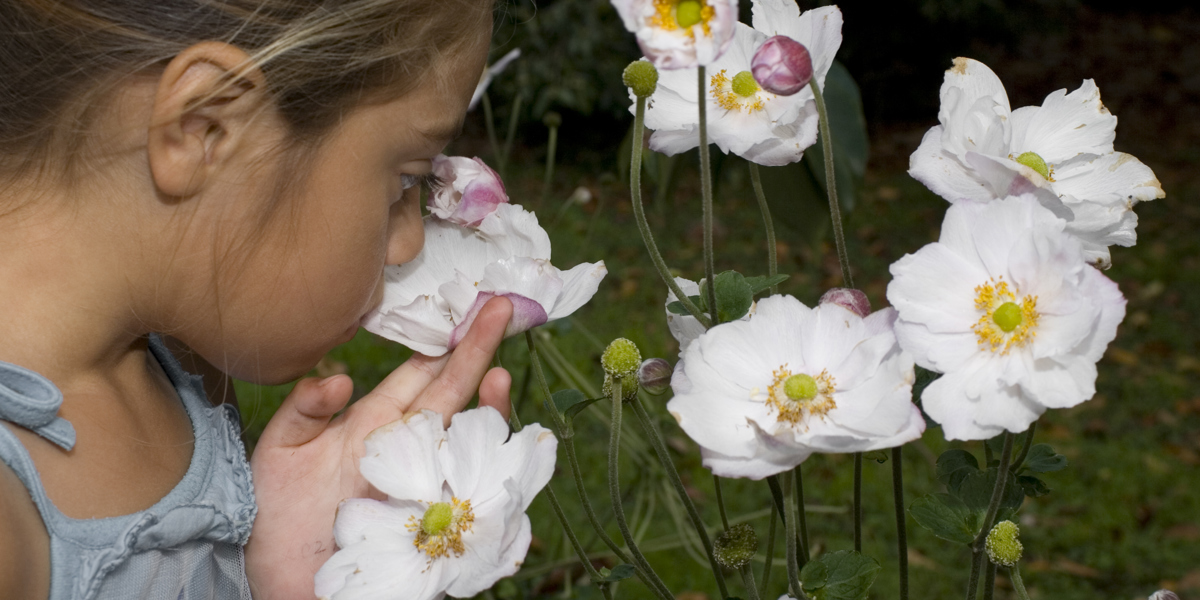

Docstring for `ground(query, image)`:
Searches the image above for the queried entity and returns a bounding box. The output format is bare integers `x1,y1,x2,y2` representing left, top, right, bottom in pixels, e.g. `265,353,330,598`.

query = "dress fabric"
0,335,257,600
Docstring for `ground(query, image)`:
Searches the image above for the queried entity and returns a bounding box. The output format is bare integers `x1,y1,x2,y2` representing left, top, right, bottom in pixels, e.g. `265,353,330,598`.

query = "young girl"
0,1,515,598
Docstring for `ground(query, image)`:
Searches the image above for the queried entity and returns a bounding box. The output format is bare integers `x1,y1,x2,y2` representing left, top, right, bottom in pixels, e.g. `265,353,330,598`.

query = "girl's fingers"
477,366,512,421
368,351,451,412
412,296,513,424
257,375,354,448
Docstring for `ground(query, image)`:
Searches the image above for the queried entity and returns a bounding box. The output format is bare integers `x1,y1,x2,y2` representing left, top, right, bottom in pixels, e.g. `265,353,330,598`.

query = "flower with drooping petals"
611,0,739,70
314,407,557,600
363,204,606,356
428,155,508,227
909,57,1164,268
638,1,842,166
887,195,1127,441
750,35,812,96
667,295,924,480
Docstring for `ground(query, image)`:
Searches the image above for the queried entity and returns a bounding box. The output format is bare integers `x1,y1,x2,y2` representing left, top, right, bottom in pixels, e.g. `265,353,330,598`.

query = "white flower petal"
359,411,447,501
441,407,557,511
331,498,421,550
907,126,995,203
546,260,608,320
1009,79,1116,163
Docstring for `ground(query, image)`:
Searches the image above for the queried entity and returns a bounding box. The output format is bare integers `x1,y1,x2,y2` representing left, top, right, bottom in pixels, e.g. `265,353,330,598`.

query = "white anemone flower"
363,204,607,356
887,195,1127,441
612,0,738,70
314,407,557,600
664,276,753,355
909,57,1165,268
667,295,924,480
639,1,842,166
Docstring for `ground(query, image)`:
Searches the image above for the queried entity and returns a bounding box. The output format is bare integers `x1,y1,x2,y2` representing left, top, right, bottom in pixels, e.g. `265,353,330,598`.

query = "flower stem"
983,560,997,600
966,432,1015,600
565,435,631,562
541,122,559,205
760,505,777,597
808,78,853,288
853,452,863,552
607,380,675,600
630,397,729,597
482,93,502,172
712,475,761,600
783,472,808,600
748,163,779,294
793,465,810,568
1010,565,1031,600
501,93,523,178
714,475,731,530
1010,422,1038,474
631,96,711,327
698,66,719,324
892,446,909,600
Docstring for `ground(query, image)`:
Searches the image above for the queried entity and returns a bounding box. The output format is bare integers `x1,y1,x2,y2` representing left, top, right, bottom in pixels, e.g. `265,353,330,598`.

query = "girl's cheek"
385,189,424,265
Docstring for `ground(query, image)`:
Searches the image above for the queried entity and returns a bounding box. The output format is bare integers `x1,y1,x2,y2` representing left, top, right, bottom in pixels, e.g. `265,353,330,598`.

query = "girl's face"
189,41,490,384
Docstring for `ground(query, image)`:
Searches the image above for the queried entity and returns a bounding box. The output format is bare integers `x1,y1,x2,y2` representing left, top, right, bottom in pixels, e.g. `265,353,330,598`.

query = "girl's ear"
147,42,270,198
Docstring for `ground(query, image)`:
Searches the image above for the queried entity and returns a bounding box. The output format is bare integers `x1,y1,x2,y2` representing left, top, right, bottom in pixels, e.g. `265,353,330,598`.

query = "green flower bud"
602,373,640,402
542,111,562,129
985,520,1023,567
602,338,642,378
623,60,659,98
713,523,758,569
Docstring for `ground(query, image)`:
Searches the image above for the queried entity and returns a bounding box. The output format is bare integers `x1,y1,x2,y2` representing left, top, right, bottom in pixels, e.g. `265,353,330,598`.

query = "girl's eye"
400,173,447,194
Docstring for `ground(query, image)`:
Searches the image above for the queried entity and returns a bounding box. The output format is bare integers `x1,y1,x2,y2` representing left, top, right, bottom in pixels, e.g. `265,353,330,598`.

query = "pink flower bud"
637,358,673,395
751,36,813,96
429,155,508,227
819,287,871,318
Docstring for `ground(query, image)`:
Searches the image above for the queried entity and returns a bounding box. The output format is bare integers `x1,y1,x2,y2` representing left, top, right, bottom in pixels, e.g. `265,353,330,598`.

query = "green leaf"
596,564,635,583
665,295,703,316
985,434,1006,456
800,550,881,600
909,493,979,545
711,271,754,323
744,274,789,294
1024,444,1069,473
1017,475,1052,498
551,389,587,414
862,450,889,464
958,467,1025,516
936,449,979,491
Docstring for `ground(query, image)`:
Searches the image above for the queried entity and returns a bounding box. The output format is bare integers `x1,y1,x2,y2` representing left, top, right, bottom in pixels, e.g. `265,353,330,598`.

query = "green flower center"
1015,151,1050,180
731,71,759,97
602,338,642,377
421,502,454,536
992,301,1023,333
675,0,703,28
783,374,818,401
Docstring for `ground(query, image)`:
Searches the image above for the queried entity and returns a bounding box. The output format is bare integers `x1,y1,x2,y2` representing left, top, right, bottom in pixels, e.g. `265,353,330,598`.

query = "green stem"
1010,565,1031,600
808,79,852,288
748,163,779,294
892,447,909,600
760,506,777,598
541,124,558,204
1010,422,1038,473
983,560,997,600
481,93,502,171
740,564,762,600
783,472,808,600
714,475,731,530
793,465,810,568
698,66,719,324
631,96,711,327
630,397,729,597
501,93,523,178
967,433,1015,600
607,380,675,600
565,435,631,562
853,452,863,552
966,550,984,600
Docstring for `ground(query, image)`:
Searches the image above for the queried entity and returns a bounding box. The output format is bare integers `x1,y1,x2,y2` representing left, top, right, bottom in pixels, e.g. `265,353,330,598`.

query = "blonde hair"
0,0,493,182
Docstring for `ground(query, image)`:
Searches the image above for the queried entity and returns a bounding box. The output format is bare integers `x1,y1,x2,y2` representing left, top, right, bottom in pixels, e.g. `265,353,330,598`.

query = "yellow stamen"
971,278,1039,354
765,365,836,427
710,69,766,113
406,497,475,568
650,0,715,37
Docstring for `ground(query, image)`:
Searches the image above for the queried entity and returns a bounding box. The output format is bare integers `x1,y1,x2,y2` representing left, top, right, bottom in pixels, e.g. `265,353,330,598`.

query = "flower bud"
623,60,659,98
985,520,1023,567
601,338,642,378
429,155,509,227
1150,591,1180,600
751,36,813,96
637,358,672,395
713,523,758,569
819,287,871,318
542,111,562,129
602,373,640,402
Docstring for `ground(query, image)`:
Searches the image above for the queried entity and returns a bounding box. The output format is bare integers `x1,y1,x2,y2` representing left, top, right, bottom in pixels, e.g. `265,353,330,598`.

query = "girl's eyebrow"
418,119,465,144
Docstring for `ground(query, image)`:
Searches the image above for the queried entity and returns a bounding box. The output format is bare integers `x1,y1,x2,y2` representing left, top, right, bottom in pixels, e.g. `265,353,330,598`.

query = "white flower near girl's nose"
666,295,924,480
637,1,842,166
612,0,739,70
428,155,509,227
314,407,557,600
363,199,606,356
908,57,1164,268
887,195,1126,441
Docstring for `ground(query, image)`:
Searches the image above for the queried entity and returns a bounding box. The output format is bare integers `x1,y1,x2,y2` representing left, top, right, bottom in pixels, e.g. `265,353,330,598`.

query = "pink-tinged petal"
429,155,508,227
453,175,509,227
447,291,548,350
1009,79,1116,163
907,126,995,203
820,287,871,318
751,35,813,96
545,261,607,320
359,410,446,501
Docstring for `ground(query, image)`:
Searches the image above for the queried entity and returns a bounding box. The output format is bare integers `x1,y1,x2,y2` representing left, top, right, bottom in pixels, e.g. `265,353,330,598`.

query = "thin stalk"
760,506,778,598
793,466,810,567
1010,422,1038,473
983,561,997,600
541,124,559,204
714,475,731,530
985,440,994,467
748,163,779,294
698,66,719,323
767,475,786,523
607,381,675,600
967,432,1015,600
739,564,762,600
631,96,711,327
1010,565,1031,600
630,397,729,597
481,93,502,170
892,446,909,600
501,93,523,177
808,79,852,288
565,435,631,562
853,452,863,552
783,472,807,600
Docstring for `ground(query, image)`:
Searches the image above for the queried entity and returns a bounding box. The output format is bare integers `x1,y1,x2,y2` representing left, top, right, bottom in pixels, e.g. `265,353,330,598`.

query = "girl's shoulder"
0,455,50,599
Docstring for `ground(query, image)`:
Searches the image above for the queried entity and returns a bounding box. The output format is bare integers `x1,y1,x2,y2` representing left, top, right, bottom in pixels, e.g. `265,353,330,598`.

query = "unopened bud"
637,358,672,395
750,36,813,96
623,60,659,98
985,520,1023,567
602,373,640,402
819,287,871,318
713,523,758,569
542,111,562,129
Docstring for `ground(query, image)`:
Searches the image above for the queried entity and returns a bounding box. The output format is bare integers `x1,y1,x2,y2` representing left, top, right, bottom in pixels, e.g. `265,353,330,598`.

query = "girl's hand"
244,297,514,600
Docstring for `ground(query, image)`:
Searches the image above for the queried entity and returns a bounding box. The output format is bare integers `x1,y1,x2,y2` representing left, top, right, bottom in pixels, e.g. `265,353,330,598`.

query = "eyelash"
400,173,446,194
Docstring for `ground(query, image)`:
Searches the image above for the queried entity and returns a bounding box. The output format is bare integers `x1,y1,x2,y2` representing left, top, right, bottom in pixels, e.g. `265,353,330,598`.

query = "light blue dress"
0,335,256,599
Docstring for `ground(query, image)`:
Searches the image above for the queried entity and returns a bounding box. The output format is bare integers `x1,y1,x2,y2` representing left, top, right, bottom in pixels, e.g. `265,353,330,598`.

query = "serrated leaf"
936,449,979,488
712,271,754,323
800,550,880,600
909,493,978,545
1024,444,1069,473
1017,475,1052,498
744,274,789,294
596,563,635,582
